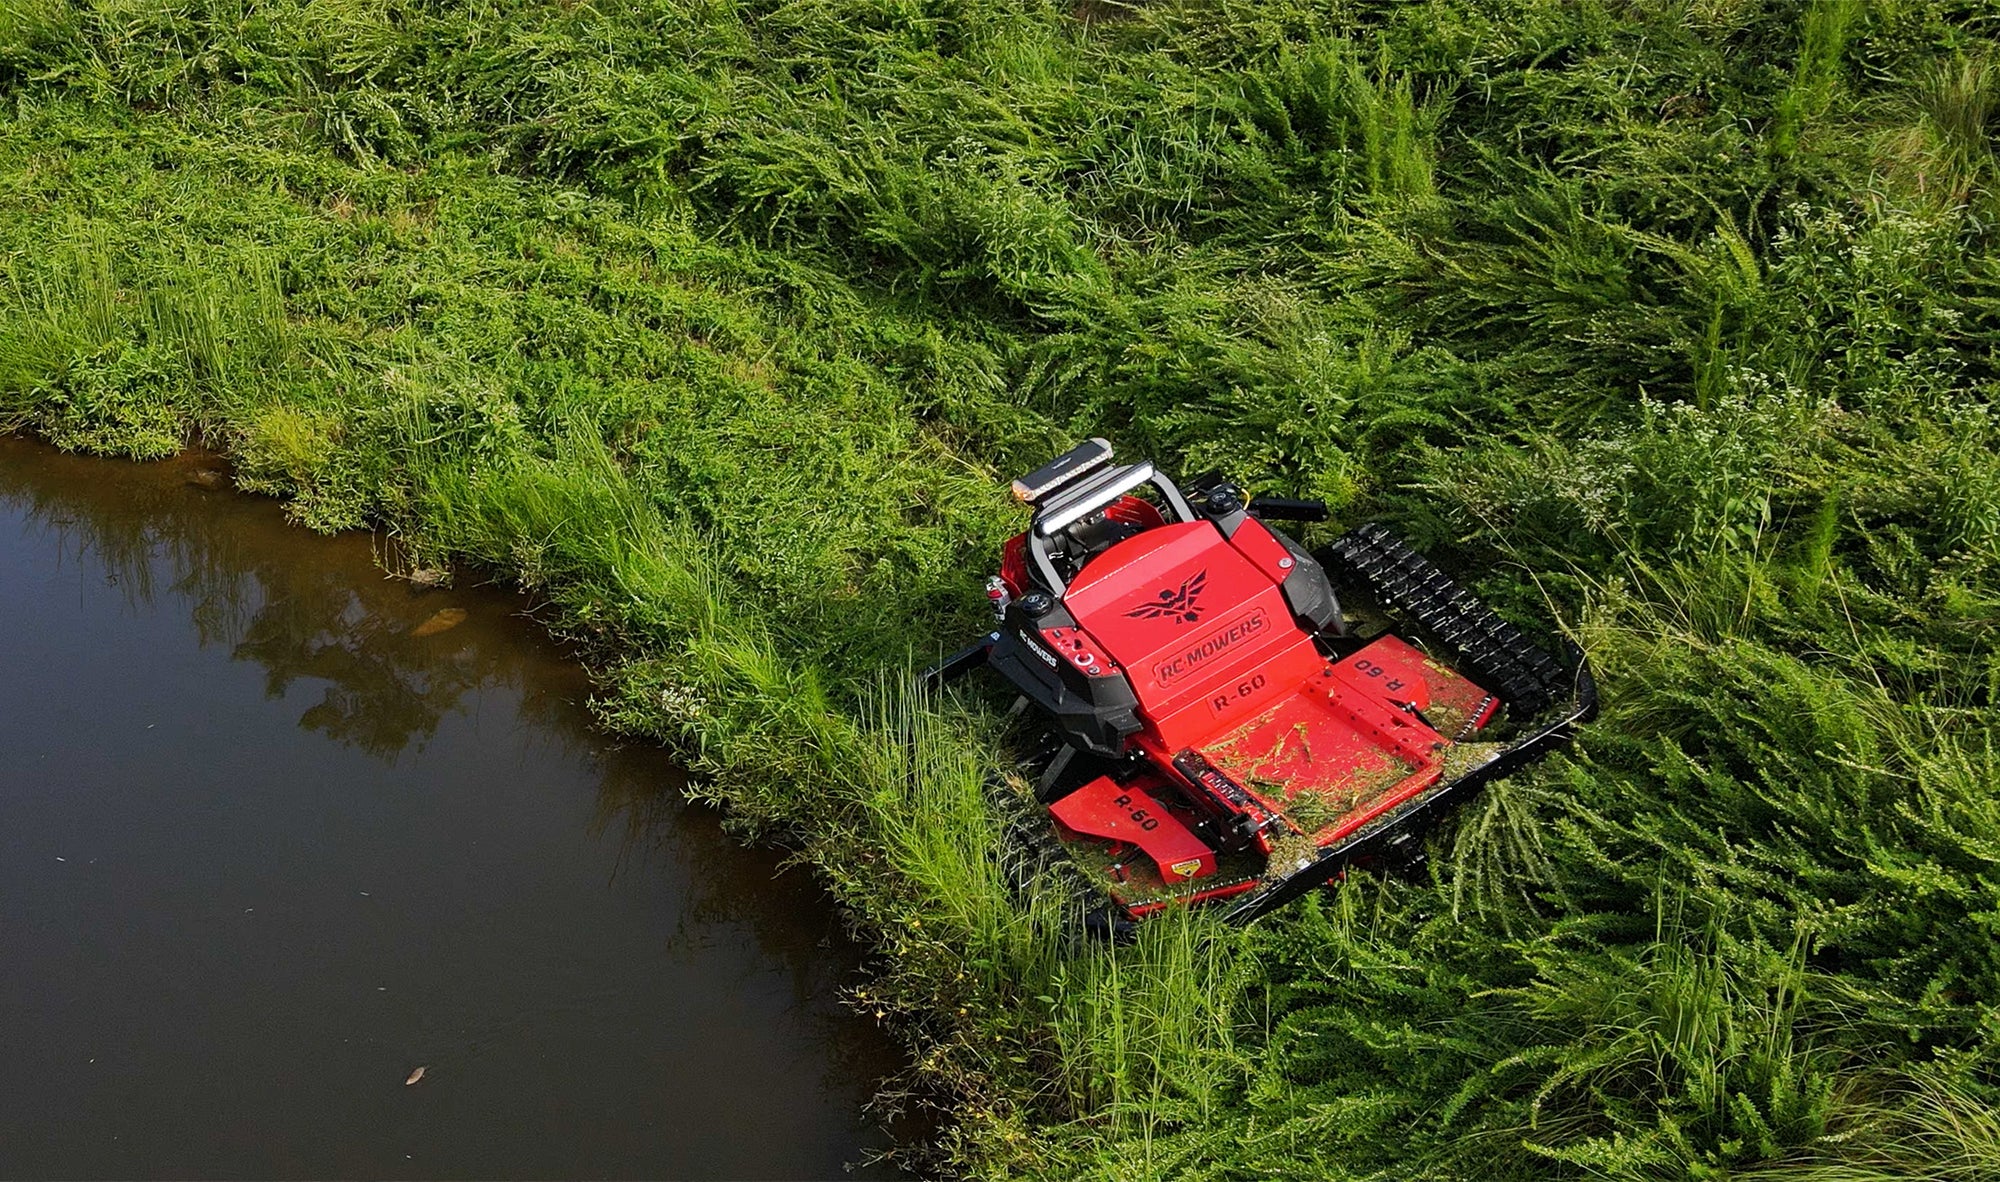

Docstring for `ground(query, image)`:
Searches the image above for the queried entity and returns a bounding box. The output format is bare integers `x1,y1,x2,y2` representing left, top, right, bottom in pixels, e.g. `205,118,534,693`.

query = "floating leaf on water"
405,1066,426,1086
409,608,467,637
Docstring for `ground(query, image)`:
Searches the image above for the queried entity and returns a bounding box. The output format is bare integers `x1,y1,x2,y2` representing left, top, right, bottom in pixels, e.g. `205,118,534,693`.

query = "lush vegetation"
3,0,1998,1175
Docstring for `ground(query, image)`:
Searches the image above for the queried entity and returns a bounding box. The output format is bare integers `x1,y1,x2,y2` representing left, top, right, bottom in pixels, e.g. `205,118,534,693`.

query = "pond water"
0,437,901,1179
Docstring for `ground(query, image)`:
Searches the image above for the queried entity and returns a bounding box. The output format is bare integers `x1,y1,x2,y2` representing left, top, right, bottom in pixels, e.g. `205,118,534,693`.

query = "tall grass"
1900,51,2000,207
1,0,1997,1175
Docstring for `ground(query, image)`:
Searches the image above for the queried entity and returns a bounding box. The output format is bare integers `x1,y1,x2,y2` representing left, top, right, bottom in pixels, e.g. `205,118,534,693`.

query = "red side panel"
1065,522,1319,750
1101,495,1166,531
1050,775,1216,881
1000,533,1029,598
1328,633,1498,727
1224,515,1298,584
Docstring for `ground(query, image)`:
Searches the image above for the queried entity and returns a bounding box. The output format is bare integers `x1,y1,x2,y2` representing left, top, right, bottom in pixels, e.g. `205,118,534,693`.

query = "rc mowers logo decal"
1152,608,1268,686
1125,570,1209,624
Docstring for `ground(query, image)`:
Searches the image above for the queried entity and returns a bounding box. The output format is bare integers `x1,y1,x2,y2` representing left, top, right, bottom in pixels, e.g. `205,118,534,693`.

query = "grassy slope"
3,0,1999,1176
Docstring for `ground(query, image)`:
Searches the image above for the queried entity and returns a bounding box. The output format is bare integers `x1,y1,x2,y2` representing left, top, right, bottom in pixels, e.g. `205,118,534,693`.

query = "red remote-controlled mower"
930,439,1596,923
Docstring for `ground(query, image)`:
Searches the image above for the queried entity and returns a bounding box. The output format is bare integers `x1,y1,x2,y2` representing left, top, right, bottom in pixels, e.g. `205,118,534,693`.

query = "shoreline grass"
4,1,1999,1176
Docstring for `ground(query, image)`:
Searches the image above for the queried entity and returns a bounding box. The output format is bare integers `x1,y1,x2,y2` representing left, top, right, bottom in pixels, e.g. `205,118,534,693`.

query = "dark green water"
0,437,901,1179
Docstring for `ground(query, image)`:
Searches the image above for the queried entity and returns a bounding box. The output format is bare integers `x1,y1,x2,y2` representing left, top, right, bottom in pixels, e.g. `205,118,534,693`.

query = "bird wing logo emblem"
1125,570,1209,624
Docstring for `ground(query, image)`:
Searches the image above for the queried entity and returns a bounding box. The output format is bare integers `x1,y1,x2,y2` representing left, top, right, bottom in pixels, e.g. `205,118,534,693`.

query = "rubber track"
1322,523,1571,720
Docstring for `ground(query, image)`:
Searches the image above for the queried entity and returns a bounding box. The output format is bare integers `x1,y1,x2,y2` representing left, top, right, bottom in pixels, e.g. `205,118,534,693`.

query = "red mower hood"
1063,521,1325,752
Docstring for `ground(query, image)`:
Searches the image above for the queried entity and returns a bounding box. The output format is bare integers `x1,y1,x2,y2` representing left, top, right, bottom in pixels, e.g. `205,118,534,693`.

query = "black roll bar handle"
1026,464,1196,596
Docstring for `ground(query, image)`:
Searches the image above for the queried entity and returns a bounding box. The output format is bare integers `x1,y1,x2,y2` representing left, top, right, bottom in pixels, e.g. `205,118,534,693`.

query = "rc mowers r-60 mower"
930,438,1596,924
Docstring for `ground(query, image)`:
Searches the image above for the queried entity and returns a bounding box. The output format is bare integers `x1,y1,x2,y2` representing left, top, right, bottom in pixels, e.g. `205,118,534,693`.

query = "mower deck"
1198,634,1497,826
1049,632,1505,915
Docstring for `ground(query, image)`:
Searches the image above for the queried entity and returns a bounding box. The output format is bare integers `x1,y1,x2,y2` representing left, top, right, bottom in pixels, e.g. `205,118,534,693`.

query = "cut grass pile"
3,0,1999,1176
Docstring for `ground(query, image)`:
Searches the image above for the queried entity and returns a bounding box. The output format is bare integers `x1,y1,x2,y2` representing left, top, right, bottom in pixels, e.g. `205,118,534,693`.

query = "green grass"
2,0,1998,1176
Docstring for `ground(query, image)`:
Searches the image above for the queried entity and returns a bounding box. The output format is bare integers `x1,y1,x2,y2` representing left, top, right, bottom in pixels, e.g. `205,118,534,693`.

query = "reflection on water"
19,460,519,763
0,437,904,1180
